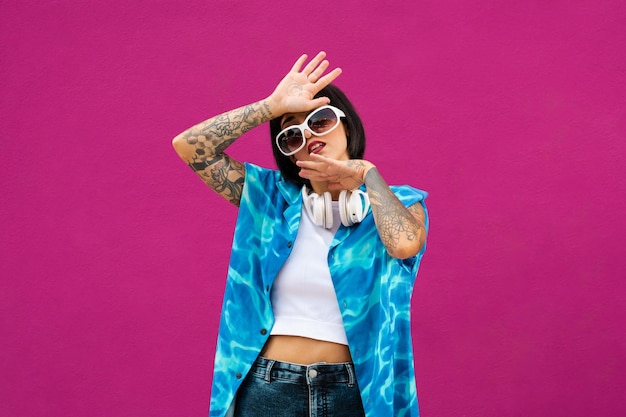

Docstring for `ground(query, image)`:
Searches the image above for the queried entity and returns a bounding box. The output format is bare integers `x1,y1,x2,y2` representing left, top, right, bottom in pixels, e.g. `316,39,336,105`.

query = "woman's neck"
310,181,340,201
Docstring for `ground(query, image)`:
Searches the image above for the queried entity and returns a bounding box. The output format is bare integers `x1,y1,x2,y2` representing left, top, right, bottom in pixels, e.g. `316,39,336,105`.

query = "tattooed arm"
172,51,342,207
364,167,426,259
172,101,273,206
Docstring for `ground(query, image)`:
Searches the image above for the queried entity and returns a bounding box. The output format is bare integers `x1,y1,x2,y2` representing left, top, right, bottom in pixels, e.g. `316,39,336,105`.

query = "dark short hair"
269,84,366,186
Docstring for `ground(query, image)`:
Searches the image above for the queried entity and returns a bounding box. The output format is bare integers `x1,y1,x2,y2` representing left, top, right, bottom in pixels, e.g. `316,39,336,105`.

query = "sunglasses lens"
307,108,339,134
277,129,304,154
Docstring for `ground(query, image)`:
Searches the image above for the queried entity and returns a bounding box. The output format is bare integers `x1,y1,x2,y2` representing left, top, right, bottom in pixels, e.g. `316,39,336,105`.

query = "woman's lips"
308,141,325,154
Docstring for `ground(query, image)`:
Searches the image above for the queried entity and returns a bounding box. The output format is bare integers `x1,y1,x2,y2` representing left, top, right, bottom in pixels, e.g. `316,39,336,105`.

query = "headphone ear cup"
338,190,351,227
322,191,333,229
302,186,334,229
303,186,322,227
347,190,370,225
313,193,326,227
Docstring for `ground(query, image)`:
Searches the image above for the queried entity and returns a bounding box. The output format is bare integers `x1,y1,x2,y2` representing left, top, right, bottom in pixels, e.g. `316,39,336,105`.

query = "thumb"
310,96,331,108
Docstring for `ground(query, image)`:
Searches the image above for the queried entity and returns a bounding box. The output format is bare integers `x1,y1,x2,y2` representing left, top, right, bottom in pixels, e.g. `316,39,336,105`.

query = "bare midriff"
261,335,353,364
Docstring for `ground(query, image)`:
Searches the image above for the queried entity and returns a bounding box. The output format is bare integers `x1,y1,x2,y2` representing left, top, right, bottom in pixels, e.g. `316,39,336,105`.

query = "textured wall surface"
2,1,625,416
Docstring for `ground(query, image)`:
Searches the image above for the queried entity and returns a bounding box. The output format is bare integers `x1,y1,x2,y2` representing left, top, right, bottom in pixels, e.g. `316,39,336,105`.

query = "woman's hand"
267,52,342,116
296,153,375,191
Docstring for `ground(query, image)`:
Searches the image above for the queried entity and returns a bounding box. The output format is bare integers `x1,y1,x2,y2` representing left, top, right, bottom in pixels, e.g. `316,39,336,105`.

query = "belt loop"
264,359,276,384
346,363,356,387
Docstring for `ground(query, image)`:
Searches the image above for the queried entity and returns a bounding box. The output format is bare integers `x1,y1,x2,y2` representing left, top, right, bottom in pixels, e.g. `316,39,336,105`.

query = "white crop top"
270,201,348,345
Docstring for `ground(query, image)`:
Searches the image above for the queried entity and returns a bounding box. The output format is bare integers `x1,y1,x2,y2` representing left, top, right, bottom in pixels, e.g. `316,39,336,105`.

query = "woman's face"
279,110,350,163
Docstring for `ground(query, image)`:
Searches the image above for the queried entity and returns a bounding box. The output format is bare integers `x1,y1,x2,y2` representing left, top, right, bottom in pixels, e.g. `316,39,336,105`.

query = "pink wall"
2,1,625,416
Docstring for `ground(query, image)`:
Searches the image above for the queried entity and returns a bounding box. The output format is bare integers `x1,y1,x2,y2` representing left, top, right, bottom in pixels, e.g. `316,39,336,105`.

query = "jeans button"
308,369,318,378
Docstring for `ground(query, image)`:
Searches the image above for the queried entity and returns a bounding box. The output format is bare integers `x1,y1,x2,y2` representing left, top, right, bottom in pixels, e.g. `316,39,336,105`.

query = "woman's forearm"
172,99,274,167
364,167,426,259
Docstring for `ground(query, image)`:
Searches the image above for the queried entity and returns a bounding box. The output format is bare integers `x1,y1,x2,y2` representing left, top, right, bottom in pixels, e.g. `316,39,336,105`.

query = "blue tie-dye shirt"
209,162,429,417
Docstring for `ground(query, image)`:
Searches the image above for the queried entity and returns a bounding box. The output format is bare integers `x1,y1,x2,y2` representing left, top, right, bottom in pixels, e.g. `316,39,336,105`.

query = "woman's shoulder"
243,162,284,188
389,184,428,206
244,162,279,179
242,162,300,201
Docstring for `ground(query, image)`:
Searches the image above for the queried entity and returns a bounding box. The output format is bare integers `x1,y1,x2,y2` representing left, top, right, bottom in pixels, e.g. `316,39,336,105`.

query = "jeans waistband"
249,356,357,387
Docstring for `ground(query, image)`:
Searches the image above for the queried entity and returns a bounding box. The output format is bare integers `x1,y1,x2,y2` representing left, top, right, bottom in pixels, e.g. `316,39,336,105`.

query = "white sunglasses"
275,105,346,156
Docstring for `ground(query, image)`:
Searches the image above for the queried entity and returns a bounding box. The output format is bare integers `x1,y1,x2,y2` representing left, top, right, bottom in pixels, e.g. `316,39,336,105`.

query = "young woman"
173,52,429,417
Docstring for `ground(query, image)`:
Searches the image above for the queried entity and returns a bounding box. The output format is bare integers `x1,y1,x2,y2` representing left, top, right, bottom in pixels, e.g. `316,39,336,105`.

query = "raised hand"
268,52,342,116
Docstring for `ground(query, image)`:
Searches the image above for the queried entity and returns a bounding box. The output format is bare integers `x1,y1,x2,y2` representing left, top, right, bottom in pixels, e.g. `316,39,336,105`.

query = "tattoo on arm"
183,101,273,161
189,156,245,205
346,160,367,171
181,101,273,205
365,168,424,251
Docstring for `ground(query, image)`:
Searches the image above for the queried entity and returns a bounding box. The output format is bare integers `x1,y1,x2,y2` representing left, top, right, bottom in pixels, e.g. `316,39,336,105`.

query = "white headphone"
302,186,371,228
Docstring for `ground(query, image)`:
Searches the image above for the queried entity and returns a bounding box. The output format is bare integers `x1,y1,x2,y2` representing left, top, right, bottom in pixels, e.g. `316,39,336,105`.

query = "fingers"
309,96,331,107
297,165,362,191
295,158,328,180
307,67,342,108
298,168,330,182
290,54,309,73
295,158,326,172
296,154,368,189
301,51,327,75
315,67,342,89
296,155,340,180
297,152,330,167
307,60,329,83
293,51,342,85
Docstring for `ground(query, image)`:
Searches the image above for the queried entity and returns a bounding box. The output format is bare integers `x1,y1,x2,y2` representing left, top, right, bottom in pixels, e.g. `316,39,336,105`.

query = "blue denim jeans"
234,356,366,417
